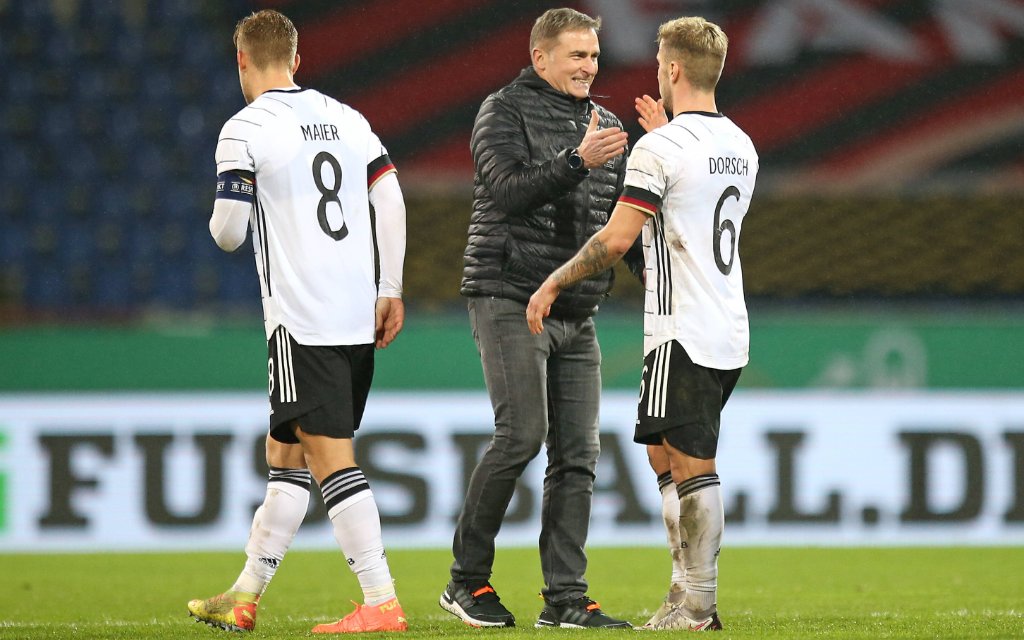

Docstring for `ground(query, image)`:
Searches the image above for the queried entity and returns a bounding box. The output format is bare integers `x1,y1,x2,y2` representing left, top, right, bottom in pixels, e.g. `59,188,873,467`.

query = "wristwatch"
567,148,585,171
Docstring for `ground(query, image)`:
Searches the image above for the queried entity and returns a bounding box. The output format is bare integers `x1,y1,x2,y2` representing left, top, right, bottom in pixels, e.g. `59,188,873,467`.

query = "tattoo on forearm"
553,236,613,288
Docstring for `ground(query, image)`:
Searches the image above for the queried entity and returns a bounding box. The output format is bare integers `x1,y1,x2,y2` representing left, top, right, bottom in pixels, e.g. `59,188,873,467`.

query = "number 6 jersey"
215,88,396,345
618,112,758,369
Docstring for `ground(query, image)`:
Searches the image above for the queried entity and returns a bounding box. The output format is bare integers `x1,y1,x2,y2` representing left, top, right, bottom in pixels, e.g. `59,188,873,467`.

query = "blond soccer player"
187,10,408,634
527,16,758,632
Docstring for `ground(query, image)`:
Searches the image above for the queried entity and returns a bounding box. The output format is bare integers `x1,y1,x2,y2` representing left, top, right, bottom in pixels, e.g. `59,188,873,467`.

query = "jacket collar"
512,66,593,107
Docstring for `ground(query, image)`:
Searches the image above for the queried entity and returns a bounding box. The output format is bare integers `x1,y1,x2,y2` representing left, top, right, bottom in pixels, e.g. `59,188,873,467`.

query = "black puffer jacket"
460,67,638,320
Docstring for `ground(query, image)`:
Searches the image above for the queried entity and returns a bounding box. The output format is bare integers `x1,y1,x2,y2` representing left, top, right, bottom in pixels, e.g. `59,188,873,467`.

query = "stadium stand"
1,0,1021,319
0,0,258,317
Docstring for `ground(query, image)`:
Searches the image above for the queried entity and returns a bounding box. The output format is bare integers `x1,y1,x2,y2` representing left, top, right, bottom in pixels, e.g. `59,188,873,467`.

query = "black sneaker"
439,581,515,627
535,597,632,629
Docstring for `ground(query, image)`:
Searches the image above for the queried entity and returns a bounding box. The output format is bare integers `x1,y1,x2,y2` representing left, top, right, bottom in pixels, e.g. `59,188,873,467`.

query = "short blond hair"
530,7,601,53
657,17,728,92
233,9,297,71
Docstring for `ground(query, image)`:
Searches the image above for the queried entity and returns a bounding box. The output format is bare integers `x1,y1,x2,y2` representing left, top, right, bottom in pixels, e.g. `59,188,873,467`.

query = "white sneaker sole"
439,592,514,628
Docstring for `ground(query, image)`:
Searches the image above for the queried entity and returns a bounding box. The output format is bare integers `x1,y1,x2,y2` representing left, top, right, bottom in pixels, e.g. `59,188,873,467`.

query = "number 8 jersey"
618,112,758,369
215,88,396,346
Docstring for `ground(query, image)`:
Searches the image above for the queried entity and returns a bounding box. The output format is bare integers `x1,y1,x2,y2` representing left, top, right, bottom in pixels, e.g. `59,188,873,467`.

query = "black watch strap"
567,148,585,171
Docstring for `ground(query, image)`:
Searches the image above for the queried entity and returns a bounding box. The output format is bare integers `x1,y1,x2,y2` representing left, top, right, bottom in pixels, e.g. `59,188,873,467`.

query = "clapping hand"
577,110,628,169
635,94,668,132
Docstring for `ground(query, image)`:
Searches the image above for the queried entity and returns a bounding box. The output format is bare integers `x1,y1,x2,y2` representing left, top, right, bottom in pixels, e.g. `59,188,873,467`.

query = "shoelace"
471,584,500,602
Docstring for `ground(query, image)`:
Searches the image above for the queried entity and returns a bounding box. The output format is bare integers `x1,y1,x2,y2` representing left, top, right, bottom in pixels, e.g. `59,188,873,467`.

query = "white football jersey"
619,112,758,369
215,88,396,345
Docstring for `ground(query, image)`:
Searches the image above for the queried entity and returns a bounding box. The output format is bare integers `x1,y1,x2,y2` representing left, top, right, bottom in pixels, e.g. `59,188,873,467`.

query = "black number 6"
713,185,740,275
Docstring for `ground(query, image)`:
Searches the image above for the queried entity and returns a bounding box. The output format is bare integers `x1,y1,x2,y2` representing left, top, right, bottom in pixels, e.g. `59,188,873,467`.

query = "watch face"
569,151,583,170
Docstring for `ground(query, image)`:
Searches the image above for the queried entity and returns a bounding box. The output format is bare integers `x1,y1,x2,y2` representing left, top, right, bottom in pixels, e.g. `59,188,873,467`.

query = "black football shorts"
634,340,741,459
267,325,374,444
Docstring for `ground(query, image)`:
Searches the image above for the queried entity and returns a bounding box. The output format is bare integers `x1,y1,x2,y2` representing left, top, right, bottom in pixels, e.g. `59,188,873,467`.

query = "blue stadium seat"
141,72,175,103
9,2,54,30
65,262,96,305
190,230,222,264
157,222,188,259
149,0,200,26
152,260,196,308
0,182,28,224
112,30,146,66
0,101,38,140
7,67,38,100
0,224,30,264
39,104,76,143
1,142,34,182
126,221,161,262
77,0,130,30
165,181,201,220
175,104,209,146
216,258,261,306
92,222,124,260
23,263,69,309
95,183,133,222
59,141,101,181
73,64,109,103
93,262,133,308
182,36,217,70
135,144,169,181
41,28,77,67
107,104,142,144
207,72,243,110
0,0,257,316
28,188,64,224
74,103,105,141
59,223,97,267
129,260,156,303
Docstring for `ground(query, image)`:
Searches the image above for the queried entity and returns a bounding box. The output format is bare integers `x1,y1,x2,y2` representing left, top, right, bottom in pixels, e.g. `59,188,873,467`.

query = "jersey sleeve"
215,117,256,175
619,135,668,217
366,131,396,191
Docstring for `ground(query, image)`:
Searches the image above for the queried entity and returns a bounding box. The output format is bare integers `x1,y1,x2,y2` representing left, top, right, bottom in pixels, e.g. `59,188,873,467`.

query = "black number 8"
312,151,347,241
713,185,740,275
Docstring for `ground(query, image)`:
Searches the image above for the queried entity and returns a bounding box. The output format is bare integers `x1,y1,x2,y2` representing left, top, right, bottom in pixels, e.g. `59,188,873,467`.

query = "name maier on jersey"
211,87,403,348
618,112,758,370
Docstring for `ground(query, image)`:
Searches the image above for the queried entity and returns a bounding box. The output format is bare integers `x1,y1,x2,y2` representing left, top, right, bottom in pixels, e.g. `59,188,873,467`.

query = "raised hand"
577,110,628,169
635,94,668,132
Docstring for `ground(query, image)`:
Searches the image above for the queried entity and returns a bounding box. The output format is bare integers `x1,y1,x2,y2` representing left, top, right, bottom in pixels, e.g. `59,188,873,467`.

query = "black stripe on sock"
676,473,720,498
657,471,674,492
320,466,370,512
268,466,312,489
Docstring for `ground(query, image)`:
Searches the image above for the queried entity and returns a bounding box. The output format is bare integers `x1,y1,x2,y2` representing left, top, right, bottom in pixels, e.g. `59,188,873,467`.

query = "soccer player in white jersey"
527,16,757,632
186,10,408,634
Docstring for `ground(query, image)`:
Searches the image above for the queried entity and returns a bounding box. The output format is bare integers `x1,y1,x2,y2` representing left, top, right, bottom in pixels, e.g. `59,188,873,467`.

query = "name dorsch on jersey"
620,112,759,370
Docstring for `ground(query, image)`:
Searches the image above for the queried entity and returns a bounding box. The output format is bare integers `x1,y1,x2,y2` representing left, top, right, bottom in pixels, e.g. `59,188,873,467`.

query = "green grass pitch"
1,546,1021,638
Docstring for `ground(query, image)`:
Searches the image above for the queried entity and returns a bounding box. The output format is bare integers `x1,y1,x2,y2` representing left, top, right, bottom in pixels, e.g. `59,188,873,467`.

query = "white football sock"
657,471,687,595
232,468,311,596
677,474,723,619
321,467,396,606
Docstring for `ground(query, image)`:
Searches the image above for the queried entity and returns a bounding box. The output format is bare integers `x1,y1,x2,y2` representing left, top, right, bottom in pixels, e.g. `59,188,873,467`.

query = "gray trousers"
451,296,601,604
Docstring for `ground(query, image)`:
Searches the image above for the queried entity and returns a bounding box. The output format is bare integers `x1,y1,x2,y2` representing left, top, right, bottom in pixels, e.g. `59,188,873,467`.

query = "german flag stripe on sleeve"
618,185,661,216
367,154,397,190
